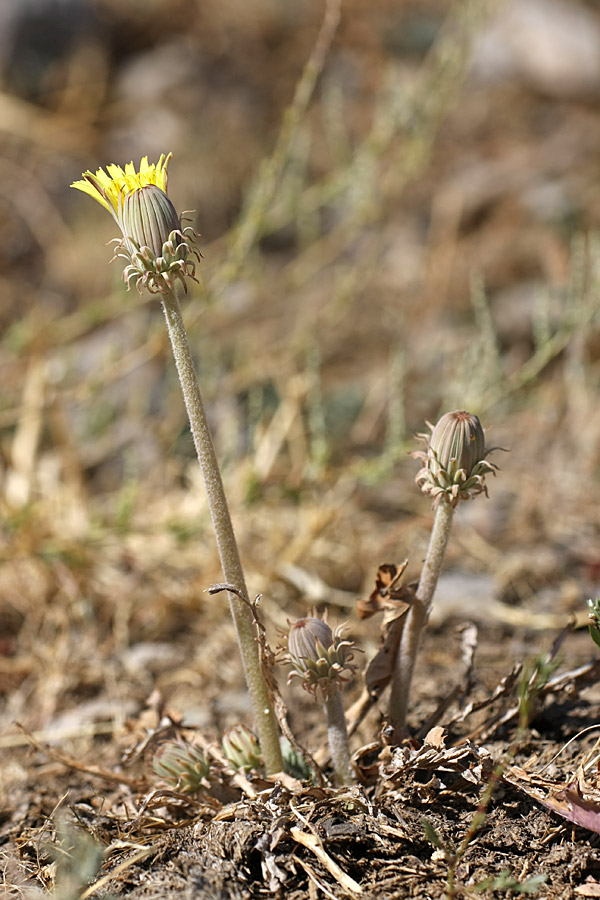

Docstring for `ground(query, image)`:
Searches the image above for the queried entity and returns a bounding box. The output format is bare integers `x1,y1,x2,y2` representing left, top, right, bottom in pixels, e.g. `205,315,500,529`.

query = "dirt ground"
2,0,600,898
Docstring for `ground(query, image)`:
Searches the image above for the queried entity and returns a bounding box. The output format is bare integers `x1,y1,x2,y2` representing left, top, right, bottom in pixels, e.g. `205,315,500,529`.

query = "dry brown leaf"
359,563,415,697
540,785,600,835
575,881,600,896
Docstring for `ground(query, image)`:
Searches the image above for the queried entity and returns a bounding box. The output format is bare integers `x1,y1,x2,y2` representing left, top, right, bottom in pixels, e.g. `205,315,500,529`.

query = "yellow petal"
70,172,112,212
71,153,174,216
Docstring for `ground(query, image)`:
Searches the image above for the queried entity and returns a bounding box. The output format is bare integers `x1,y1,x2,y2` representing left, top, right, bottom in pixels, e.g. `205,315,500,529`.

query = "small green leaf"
590,624,600,651
421,817,444,851
474,870,547,894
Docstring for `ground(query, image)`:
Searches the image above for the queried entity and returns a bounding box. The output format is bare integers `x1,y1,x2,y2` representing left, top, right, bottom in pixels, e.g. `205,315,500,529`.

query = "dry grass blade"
294,854,341,900
79,844,155,899
290,826,362,896
17,725,145,790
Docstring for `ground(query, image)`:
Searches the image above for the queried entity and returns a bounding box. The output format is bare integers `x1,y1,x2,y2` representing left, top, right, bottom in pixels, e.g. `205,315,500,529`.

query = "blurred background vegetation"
1,0,600,753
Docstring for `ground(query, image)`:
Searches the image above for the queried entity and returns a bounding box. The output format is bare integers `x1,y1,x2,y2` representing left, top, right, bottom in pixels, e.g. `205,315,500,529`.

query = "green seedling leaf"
589,624,600,651
474,870,547,894
421,817,446,852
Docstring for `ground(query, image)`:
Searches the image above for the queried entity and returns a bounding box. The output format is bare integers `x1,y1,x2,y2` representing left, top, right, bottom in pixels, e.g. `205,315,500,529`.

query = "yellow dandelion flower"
71,153,200,294
70,153,172,219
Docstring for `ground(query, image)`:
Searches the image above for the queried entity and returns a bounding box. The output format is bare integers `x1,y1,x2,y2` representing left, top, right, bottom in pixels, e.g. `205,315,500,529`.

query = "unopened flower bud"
287,615,357,697
222,724,262,773
121,184,181,257
414,410,496,507
152,740,210,794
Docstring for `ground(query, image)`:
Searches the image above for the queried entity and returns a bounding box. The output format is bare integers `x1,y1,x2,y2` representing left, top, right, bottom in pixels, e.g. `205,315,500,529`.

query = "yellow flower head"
71,153,172,221
71,152,200,295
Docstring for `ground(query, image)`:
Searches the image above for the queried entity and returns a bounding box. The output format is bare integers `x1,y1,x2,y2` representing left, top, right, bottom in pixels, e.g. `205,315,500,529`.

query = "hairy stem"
390,497,454,739
161,288,283,774
324,687,354,786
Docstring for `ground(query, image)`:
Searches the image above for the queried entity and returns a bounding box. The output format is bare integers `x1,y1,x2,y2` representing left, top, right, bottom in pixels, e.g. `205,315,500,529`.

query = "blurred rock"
46,697,137,735
429,571,495,626
114,39,202,105
489,279,548,348
121,641,186,677
474,0,600,97
108,39,202,162
0,0,97,98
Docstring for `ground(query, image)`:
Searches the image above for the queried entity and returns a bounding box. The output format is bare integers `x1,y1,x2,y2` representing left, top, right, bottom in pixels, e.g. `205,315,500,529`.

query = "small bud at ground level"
588,598,600,650
222,724,263,772
152,740,210,794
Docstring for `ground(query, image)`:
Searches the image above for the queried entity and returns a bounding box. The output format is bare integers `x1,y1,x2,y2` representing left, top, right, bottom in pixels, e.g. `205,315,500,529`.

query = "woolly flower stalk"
390,410,499,739
71,154,284,775
287,615,357,786
71,153,199,294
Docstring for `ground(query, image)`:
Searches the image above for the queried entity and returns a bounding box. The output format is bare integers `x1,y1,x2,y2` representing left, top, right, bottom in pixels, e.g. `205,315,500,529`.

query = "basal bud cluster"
287,614,357,698
222,724,263,773
414,410,496,508
71,153,200,295
152,740,210,794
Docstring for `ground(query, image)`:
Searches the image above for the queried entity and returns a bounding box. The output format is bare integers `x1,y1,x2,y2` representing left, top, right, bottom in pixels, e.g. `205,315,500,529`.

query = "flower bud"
222,724,262,773
414,410,496,507
121,184,181,257
152,740,210,794
287,615,357,697
288,615,333,661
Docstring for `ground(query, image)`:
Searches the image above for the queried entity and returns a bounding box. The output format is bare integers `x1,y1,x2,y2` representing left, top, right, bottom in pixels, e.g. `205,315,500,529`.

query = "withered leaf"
364,613,410,696
541,785,600,835
360,562,415,696
357,561,413,620
506,768,600,836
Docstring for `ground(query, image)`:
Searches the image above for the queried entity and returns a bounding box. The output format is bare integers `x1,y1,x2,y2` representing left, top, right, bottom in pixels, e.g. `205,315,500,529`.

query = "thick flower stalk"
71,154,283,774
390,411,496,739
287,615,357,785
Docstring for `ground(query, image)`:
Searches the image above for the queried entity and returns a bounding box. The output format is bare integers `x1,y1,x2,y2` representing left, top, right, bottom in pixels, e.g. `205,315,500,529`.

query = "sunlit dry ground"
2,0,600,896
